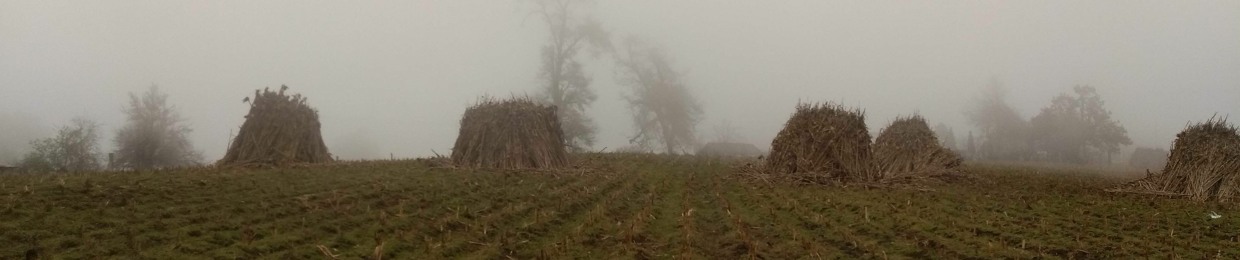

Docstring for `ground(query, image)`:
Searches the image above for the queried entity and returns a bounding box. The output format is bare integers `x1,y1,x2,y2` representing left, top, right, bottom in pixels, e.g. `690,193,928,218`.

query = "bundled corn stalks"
873,115,962,177
218,86,333,166
1111,118,1240,201
451,96,568,169
766,102,875,181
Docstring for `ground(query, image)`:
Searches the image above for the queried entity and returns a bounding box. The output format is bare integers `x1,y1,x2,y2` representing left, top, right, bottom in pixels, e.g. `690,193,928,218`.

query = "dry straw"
218,86,333,166
1113,117,1240,201
872,115,962,177
450,96,568,169
767,102,875,181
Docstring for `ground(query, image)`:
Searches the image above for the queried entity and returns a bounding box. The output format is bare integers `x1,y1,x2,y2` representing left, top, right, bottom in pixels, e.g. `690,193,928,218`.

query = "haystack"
1114,118,1240,201
873,115,962,176
451,97,568,169
767,102,874,181
218,86,332,166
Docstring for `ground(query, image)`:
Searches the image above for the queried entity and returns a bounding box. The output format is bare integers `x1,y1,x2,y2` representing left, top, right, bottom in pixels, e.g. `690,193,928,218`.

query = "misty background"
2,1,1237,164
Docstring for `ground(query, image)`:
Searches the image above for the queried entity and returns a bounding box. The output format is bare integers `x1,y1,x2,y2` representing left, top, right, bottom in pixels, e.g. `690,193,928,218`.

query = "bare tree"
933,123,958,151
530,0,610,152
19,117,102,172
614,37,703,154
966,131,977,159
113,85,201,169
712,119,741,143
964,79,1031,161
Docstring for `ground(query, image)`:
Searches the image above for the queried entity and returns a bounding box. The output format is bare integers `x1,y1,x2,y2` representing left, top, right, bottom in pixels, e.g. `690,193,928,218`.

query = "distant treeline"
945,81,1143,166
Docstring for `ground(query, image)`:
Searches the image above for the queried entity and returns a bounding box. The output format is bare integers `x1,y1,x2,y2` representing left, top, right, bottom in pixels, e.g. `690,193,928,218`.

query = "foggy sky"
2,1,1237,163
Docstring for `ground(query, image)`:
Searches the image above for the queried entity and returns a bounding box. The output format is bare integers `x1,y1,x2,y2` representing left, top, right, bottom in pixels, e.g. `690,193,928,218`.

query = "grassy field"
2,154,1238,259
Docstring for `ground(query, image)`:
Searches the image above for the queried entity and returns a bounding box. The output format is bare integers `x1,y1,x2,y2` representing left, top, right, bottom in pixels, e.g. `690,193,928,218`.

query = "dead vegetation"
450,97,568,169
1110,118,1240,201
873,115,963,177
763,103,971,187
766,102,875,181
218,86,333,166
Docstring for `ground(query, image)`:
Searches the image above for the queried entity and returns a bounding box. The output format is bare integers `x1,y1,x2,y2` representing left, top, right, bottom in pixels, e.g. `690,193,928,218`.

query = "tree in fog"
712,120,741,143
20,118,102,172
530,0,610,152
966,131,977,159
614,38,703,154
113,86,201,169
933,123,958,151
964,79,1031,161
1030,85,1131,164
1029,95,1088,163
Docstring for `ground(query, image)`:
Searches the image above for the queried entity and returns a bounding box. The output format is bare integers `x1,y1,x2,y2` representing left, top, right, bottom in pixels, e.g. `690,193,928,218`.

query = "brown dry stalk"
767,102,874,181
450,96,569,169
1113,117,1240,201
316,245,340,259
872,114,962,177
219,86,332,166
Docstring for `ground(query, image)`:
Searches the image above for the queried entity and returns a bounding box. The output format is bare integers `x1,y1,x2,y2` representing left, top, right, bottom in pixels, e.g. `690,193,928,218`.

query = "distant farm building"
697,142,764,158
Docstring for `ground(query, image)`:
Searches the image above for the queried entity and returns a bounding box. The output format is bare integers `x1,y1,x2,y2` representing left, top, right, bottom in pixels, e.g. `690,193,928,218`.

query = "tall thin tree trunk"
661,118,675,155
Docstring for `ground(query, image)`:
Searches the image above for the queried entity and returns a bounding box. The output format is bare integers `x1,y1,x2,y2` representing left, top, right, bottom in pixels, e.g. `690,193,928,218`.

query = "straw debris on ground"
218,86,332,166
451,96,568,169
1111,117,1240,201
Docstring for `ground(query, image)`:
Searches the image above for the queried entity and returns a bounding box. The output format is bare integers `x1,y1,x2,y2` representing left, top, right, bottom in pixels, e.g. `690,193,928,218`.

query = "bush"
19,118,102,172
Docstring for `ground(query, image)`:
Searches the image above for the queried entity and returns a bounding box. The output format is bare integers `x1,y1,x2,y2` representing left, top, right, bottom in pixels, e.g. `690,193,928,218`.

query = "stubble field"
2,154,1237,259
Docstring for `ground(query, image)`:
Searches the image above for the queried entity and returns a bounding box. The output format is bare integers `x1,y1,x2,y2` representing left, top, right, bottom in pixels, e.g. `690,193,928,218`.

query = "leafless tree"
614,37,703,155
964,79,1031,161
113,85,201,169
20,117,102,172
530,0,610,152
712,120,742,143
933,123,957,151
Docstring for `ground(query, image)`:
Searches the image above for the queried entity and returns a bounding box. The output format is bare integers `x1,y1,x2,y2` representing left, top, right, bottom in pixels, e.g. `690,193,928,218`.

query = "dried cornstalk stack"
766,102,875,181
1113,118,1240,201
1155,118,1240,201
873,115,962,177
218,86,333,166
450,97,568,169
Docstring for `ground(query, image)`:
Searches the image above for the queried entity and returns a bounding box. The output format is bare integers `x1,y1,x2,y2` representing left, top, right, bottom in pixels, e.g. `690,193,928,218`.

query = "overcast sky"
2,0,1237,163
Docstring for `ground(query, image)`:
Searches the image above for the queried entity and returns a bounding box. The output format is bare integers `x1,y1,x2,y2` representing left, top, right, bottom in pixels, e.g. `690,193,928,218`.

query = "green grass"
2,154,1238,259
